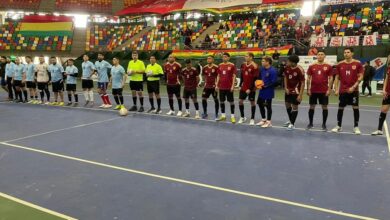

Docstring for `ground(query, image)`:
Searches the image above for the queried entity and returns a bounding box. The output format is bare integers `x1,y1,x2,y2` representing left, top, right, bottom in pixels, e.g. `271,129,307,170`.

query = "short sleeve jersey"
127,60,145,82
217,62,237,90
95,60,112,83
285,65,305,94
65,65,78,85
202,64,218,89
181,67,199,90
164,62,182,85
307,63,333,93
336,60,363,93
240,62,258,91
111,65,126,89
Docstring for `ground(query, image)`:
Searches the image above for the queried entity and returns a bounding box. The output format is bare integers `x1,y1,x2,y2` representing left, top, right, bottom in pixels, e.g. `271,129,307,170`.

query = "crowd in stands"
55,0,112,13
0,0,41,10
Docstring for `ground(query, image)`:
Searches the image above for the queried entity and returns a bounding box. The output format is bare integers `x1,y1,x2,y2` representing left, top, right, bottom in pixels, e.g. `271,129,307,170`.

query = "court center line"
383,120,390,154
0,142,378,220
3,117,120,143
0,192,77,220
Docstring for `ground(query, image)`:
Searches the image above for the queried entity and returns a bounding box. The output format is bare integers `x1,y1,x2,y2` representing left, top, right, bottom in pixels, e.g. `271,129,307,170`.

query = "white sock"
89,91,94,102
83,91,89,101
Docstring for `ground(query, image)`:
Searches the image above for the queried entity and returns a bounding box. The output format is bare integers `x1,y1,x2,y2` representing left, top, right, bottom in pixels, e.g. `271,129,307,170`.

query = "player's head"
207,56,214,64
316,49,326,62
39,55,45,63
287,54,299,67
168,54,175,63
150,55,156,64
14,57,20,64
261,56,272,67
98,53,104,61
25,56,32,63
68,59,74,66
245,52,254,62
50,56,57,64
113,57,119,65
83,54,89,61
222,52,230,62
132,51,138,60
343,47,354,60
0,56,5,63
185,59,192,68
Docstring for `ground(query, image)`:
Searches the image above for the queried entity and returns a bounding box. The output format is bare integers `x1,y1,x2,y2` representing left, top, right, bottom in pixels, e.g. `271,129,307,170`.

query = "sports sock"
337,109,344,127
378,112,387,131
308,109,314,125
353,108,359,127
202,99,207,114
239,104,244,118
322,109,328,126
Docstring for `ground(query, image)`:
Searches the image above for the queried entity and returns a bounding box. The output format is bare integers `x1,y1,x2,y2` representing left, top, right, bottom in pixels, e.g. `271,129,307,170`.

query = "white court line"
383,120,390,154
3,117,120,143
0,192,77,220
0,142,378,220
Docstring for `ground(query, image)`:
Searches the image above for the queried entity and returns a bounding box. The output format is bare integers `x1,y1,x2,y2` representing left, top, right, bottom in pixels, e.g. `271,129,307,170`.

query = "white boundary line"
0,192,77,220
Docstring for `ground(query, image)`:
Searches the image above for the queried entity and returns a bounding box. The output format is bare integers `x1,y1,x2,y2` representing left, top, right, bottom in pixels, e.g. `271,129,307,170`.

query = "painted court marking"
0,142,378,220
383,120,390,154
0,192,77,220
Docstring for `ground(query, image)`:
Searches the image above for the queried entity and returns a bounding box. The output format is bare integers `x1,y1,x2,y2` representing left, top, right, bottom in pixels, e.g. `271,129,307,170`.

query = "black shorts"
26,81,37,89
309,93,329,105
339,92,359,107
202,88,218,99
97,82,108,91
239,90,256,101
37,82,48,90
219,90,234,102
167,84,181,97
52,81,64,93
66,84,76,92
147,81,160,94
130,81,143,91
82,79,94,89
13,80,25,87
112,88,123,95
285,94,301,105
183,89,197,99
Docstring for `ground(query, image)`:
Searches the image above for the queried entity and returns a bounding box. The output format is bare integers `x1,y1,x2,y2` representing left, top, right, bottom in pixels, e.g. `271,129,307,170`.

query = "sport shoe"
287,124,295,130
371,130,383,136
256,119,267,126
37,100,43,104
66,102,73,106
51,102,58,106
321,124,328,131
354,127,361,135
89,101,94,107
104,104,112,109
44,102,50,105
331,126,342,133
195,111,200,119
283,121,291,127
27,100,34,104
261,121,272,128
114,105,122,110
128,106,137,111
306,124,314,130
202,113,208,119
216,115,226,121
138,106,144,112
58,102,64,106
249,119,255,125
182,112,190,117
156,108,162,114
231,116,236,124
84,101,89,106
238,117,247,124
167,110,175,115
99,104,106,108
177,111,183,117
147,108,156,113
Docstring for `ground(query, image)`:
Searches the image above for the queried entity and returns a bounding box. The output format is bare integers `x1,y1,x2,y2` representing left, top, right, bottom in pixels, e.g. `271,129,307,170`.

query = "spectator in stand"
225,23,230,31
304,20,312,38
204,34,212,44
218,23,224,31
256,20,262,30
184,36,192,49
296,23,303,40
160,24,166,32
168,23,173,31
251,30,259,42
362,61,375,97
308,47,318,56
272,50,280,61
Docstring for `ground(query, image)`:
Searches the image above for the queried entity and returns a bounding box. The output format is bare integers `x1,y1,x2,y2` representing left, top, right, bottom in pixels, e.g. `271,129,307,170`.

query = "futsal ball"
119,107,128,116
255,80,264,89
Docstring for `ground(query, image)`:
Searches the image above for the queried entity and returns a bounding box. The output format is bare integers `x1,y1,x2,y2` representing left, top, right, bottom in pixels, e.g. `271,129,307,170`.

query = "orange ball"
255,80,264,89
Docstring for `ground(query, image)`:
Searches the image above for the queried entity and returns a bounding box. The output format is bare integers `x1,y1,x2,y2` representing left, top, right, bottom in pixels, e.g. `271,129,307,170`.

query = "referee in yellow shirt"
127,51,146,112
146,55,164,114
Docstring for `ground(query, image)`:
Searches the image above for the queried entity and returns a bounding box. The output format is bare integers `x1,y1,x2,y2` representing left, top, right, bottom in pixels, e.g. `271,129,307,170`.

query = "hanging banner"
330,36,343,47
343,36,360,46
370,57,388,80
363,35,377,46
310,36,328,47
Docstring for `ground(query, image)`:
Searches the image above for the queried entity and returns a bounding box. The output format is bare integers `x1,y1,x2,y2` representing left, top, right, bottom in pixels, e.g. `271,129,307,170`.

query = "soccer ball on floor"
119,107,128,116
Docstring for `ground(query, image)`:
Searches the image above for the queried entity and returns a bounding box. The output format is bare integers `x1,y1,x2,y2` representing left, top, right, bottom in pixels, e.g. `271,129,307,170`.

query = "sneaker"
331,126,342,133
114,105,122,110
27,100,34,104
138,106,144,112
216,115,226,121
44,102,50,105
283,121,291,127
354,127,361,135
214,114,219,121
156,108,162,114
321,124,328,132
166,110,175,115
287,124,295,130
238,117,247,124
37,100,43,104
367,95,372,98
23,100,28,103
58,102,64,106
129,106,137,111
32,100,39,104
182,112,190,117
195,111,200,119
51,102,58,106
371,130,383,136
306,124,314,130
249,119,255,126
261,121,272,128
202,113,208,119
84,101,89,106
120,105,126,109
66,102,73,106
147,108,156,113
99,104,106,108
231,116,236,124
104,104,112,109
177,111,183,117
256,119,267,126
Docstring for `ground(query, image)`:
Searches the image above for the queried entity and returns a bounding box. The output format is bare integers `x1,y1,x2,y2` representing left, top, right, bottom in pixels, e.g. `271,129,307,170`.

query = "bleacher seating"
55,0,112,13
0,21,73,51
129,20,207,50
86,23,144,51
0,0,41,10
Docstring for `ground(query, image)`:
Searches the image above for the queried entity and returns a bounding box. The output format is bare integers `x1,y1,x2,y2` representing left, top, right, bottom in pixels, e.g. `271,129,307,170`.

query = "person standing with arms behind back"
127,51,146,112
0,56,9,99
48,57,65,106
64,59,79,106
36,56,51,105
5,57,16,101
109,57,127,110
95,53,112,108
145,55,164,114
25,56,38,104
164,55,183,116
361,61,375,97
331,47,363,135
81,54,96,107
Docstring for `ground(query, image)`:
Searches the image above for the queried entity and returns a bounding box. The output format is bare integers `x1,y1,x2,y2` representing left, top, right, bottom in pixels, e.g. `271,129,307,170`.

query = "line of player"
1,48,389,136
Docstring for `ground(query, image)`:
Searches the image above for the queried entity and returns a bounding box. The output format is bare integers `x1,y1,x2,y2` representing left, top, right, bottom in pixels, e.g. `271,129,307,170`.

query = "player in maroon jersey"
331,47,363,134
372,67,390,135
216,53,237,123
164,55,183,116
284,54,305,130
238,52,258,125
201,56,219,119
181,59,200,119
306,50,333,131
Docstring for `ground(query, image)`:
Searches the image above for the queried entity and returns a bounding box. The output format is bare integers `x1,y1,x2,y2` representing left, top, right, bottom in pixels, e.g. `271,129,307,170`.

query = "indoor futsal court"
0,92,389,220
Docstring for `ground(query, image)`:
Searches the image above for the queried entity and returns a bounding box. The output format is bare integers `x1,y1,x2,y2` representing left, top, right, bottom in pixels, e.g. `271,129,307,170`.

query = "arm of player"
327,75,333,96
122,73,127,88
284,75,289,94
383,73,388,99
298,78,305,102
333,75,339,96
306,75,312,96
231,74,236,92
215,74,220,91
